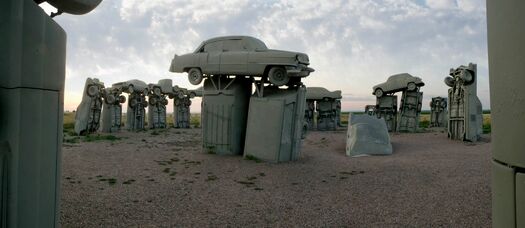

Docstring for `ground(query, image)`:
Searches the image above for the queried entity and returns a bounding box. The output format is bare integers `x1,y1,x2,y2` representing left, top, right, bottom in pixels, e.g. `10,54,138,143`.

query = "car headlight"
296,54,309,64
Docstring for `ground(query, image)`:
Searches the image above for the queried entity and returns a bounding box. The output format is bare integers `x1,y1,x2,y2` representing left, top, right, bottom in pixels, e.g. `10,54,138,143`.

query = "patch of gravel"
60,128,491,227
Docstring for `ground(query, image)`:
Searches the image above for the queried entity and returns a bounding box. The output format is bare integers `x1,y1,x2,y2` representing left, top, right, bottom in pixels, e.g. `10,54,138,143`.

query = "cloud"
50,0,489,112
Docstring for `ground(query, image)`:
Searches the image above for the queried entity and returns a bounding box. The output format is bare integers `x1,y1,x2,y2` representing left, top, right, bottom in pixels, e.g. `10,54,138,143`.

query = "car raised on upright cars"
169,36,314,86
372,73,424,98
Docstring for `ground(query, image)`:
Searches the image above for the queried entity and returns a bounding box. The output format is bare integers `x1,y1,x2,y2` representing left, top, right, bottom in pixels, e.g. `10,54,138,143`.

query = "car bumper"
287,64,315,77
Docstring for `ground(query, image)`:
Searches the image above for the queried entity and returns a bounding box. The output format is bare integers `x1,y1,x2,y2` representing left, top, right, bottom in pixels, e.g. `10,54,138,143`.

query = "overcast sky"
42,0,488,112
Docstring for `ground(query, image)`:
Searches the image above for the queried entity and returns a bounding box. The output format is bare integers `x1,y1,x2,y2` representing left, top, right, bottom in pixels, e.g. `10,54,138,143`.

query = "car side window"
204,41,222,53
222,39,244,52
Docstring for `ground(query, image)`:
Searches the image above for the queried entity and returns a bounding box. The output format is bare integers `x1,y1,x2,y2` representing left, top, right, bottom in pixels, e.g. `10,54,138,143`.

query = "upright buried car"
372,73,424,98
169,36,314,86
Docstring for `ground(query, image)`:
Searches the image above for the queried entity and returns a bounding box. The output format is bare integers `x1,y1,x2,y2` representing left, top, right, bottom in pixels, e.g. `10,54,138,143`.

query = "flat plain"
60,128,491,227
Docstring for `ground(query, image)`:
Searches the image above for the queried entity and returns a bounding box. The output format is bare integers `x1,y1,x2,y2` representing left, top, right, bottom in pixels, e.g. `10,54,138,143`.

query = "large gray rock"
346,114,392,157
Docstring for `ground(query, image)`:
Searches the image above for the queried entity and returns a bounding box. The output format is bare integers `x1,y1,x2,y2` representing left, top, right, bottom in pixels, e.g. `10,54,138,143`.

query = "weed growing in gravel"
254,187,263,191
246,176,257,181
163,168,171,173
169,172,177,176
206,175,218,181
98,177,118,185
339,171,365,175
151,131,160,136
84,134,120,142
259,172,266,177
236,180,255,186
64,136,80,143
244,155,262,163
107,178,117,185
122,179,136,185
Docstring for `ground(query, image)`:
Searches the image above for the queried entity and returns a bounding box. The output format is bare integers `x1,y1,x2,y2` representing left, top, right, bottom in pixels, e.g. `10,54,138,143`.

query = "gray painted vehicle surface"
373,73,424,98
74,78,104,135
169,36,314,86
112,79,148,94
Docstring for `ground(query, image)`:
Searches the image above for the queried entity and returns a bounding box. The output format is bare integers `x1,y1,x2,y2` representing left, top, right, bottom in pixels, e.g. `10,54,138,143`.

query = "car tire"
105,94,116,104
87,85,98,97
461,71,475,85
268,66,289,86
149,97,157,105
188,68,203,85
153,87,162,96
444,77,455,87
375,88,384,98
119,95,126,103
129,99,137,108
407,82,416,91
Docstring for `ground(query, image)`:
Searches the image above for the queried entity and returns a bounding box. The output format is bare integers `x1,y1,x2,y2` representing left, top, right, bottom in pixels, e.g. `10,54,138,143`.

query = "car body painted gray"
169,36,314,81
372,73,424,96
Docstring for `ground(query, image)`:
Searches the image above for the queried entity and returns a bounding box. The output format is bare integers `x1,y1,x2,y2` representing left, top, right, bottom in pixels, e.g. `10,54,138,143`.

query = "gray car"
372,73,424,98
169,36,314,86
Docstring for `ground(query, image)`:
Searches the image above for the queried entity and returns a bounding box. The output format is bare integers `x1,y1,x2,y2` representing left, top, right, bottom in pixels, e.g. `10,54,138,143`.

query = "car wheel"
444,77,455,87
407,82,416,91
129,99,137,108
375,88,384,98
87,85,98,97
153,87,162,96
127,85,135,93
119,95,126,103
188,68,203,85
460,71,475,85
149,97,157,105
105,94,116,104
268,66,289,86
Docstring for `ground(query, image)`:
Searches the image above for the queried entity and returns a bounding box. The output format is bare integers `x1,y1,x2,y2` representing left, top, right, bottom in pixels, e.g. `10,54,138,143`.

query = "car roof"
388,73,413,79
194,36,267,52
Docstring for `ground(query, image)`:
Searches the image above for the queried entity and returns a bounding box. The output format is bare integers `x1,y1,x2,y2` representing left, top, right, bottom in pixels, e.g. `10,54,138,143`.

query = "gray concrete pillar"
487,0,525,227
0,0,65,226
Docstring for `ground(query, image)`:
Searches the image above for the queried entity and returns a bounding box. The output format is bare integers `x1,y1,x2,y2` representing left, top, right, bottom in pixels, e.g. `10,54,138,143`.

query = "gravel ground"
60,128,491,227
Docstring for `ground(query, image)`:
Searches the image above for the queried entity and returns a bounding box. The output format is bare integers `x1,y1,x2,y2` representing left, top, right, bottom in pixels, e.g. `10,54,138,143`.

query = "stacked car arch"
74,78,198,135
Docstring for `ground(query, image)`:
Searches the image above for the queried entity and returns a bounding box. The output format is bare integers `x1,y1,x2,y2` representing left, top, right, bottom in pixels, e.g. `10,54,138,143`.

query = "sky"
40,0,489,112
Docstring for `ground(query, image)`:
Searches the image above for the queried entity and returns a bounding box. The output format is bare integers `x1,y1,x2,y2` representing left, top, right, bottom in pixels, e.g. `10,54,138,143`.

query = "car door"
220,39,247,75
202,41,221,74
